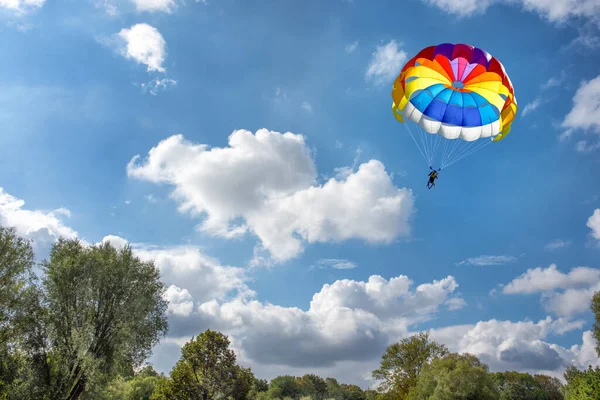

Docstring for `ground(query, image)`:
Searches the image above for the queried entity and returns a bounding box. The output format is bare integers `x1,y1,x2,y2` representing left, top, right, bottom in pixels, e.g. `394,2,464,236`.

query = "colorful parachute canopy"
392,43,518,143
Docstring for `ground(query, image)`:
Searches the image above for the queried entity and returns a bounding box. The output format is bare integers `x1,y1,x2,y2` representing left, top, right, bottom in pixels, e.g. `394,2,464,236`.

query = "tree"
341,384,366,400
33,239,169,399
372,332,449,399
325,378,344,400
296,374,327,400
591,291,600,358
0,227,37,397
155,330,254,400
563,365,600,400
269,376,300,399
407,353,498,400
490,371,563,400
534,374,564,400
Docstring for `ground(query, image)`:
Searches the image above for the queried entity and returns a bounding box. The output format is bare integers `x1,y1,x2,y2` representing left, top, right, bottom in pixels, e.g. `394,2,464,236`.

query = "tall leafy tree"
563,365,600,400
407,353,498,400
0,226,36,397
296,374,327,400
591,291,600,358
372,332,448,399
33,239,168,399
154,330,254,400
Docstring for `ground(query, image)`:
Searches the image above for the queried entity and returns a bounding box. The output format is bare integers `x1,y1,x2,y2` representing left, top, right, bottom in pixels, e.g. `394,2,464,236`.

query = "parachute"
391,43,518,170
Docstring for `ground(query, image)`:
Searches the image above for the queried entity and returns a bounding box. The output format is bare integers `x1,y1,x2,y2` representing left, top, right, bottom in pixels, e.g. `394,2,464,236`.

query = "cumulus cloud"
457,255,518,266
0,0,44,13
588,208,600,241
133,0,176,13
365,40,407,86
116,23,168,73
0,187,78,254
429,317,593,376
164,285,195,316
501,264,600,317
502,264,600,295
421,0,600,23
127,130,414,262
189,274,464,368
562,76,600,148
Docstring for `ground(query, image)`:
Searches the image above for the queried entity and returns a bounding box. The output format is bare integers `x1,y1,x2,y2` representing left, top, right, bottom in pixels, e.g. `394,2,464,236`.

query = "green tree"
372,332,449,399
490,371,563,400
30,239,169,399
534,374,564,400
340,384,365,400
325,378,344,400
269,376,299,399
592,291,600,358
296,374,327,400
563,365,600,400
154,330,254,400
407,353,498,400
0,227,36,397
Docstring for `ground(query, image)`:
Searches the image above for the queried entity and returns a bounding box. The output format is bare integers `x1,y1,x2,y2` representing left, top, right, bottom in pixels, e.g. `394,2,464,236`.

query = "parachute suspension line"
441,139,477,169
443,138,493,169
441,138,462,168
403,123,429,164
415,124,432,165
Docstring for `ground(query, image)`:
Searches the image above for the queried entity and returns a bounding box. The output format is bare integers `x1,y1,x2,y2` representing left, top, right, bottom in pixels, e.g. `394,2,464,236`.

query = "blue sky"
1,0,600,389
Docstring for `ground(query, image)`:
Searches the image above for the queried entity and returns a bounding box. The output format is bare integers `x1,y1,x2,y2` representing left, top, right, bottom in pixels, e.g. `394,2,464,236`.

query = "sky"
1,0,600,390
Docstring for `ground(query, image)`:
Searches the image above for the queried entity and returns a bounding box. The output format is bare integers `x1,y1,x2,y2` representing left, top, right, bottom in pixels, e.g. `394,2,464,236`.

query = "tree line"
1,225,599,399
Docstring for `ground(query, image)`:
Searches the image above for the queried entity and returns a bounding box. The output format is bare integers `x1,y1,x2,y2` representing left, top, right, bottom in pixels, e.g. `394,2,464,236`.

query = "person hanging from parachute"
427,166,440,189
390,43,518,189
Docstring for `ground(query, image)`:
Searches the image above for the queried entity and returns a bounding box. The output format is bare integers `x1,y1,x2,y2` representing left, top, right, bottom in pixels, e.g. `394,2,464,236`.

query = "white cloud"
132,0,176,13
101,234,129,251
133,244,253,304
335,140,344,149
522,98,541,116
140,78,177,95
117,23,168,73
542,76,563,90
301,102,312,112
501,264,600,317
0,0,44,13
545,239,571,250
127,130,414,262
429,318,594,376
164,285,195,316
588,208,600,241
145,194,157,203
575,140,600,152
502,264,600,295
457,255,518,266
345,41,358,54
0,187,79,254
421,0,600,23
316,259,357,270
445,297,468,311
562,75,600,140
365,40,407,86
190,274,463,369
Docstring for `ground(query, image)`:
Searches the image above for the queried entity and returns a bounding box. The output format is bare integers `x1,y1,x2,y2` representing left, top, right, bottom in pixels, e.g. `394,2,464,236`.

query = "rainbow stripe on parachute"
392,43,518,142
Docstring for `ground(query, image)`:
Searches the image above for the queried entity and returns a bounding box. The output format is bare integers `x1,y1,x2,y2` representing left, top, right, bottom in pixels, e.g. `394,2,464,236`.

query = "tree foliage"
563,365,600,400
407,353,498,400
372,332,449,399
152,329,255,400
592,291,600,359
490,371,563,400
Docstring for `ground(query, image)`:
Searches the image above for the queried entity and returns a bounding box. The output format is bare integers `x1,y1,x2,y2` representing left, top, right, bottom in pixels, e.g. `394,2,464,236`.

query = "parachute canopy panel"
392,43,518,143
